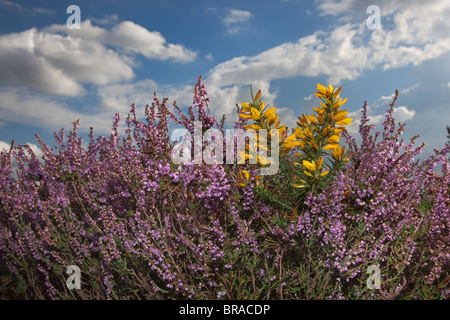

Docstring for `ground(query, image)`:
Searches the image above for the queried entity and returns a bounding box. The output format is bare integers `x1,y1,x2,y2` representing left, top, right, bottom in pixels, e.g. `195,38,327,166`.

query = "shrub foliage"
0,77,448,299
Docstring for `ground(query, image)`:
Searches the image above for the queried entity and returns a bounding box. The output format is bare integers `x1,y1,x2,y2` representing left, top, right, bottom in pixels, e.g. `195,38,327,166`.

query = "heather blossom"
0,77,448,300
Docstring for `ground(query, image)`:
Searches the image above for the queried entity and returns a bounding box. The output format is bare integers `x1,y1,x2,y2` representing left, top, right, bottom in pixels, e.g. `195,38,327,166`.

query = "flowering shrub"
0,77,448,300
291,92,449,299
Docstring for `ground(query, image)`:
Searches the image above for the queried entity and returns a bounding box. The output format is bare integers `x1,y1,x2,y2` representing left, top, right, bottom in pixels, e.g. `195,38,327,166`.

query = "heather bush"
0,77,448,300
286,91,449,299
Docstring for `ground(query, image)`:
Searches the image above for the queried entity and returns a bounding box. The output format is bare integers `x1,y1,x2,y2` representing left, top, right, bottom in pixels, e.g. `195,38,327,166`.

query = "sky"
0,0,449,162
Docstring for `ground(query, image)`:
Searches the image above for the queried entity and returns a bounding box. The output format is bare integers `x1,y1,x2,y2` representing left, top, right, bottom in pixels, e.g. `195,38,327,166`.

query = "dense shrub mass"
0,77,448,299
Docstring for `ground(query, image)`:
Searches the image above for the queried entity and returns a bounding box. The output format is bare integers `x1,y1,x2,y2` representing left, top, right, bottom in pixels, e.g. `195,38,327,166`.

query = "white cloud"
206,79,277,122
46,20,197,63
0,140,43,162
224,9,253,25
277,107,298,130
316,0,447,18
345,91,416,136
316,0,357,17
0,20,198,97
0,140,12,152
0,28,134,96
400,83,419,95
346,106,384,135
106,21,197,62
207,25,368,89
199,0,450,126
91,14,120,26
316,0,450,71
203,24,370,120
393,106,416,122
209,1,450,89
0,88,114,134
222,9,253,34
97,79,159,112
0,1,55,15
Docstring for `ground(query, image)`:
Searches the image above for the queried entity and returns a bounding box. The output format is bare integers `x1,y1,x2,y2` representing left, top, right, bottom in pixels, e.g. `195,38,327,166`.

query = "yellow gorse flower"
237,169,250,187
238,87,297,187
238,84,352,214
332,145,344,160
315,83,333,98
254,88,261,102
302,157,329,177
250,107,261,121
239,88,296,157
303,159,316,172
290,83,352,190
327,134,340,143
323,143,340,150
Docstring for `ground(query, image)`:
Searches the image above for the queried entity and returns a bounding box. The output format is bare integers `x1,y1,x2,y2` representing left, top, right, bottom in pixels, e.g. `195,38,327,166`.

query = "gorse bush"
0,77,448,300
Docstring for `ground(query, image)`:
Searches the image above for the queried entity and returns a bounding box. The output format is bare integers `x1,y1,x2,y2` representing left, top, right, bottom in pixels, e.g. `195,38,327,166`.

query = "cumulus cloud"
209,1,450,87
204,24,369,120
105,21,198,62
393,106,416,122
316,0,450,70
91,14,120,27
316,0,449,19
0,18,199,133
0,28,133,96
200,0,450,125
0,20,197,97
0,140,44,162
0,140,12,152
345,91,416,136
222,9,253,34
208,24,369,87
1,1,448,149
97,79,162,113
46,20,198,63
0,88,115,134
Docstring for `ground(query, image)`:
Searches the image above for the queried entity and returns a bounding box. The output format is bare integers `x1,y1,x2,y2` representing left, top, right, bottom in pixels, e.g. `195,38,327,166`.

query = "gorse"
0,77,448,300
239,83,353,214
290,83,352,200
236,86,296,187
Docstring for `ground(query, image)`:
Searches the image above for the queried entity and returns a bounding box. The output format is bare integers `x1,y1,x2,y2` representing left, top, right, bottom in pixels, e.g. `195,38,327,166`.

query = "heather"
0,78,448,300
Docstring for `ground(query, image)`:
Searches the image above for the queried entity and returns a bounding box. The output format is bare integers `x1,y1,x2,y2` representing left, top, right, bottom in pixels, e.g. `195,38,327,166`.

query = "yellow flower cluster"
236,84,352,197
236,88,296,187
237,168,250,187
292,83,352,188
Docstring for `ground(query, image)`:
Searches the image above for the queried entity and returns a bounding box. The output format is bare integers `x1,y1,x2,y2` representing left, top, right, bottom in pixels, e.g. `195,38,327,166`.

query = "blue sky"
0,0,449,161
